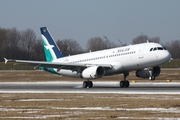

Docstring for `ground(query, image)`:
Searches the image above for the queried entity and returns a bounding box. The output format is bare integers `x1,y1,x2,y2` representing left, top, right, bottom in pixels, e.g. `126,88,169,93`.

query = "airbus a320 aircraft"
4,27,171,88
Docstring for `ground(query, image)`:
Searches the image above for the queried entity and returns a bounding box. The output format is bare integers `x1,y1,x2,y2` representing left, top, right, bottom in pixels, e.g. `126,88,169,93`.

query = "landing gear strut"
149,68,155,80
120,72,130,88
83,80,93,88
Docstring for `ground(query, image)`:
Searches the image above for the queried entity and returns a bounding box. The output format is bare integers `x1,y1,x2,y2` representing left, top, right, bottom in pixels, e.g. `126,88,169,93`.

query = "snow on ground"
1,107,180,119
51,106,180,113
17,98,64,101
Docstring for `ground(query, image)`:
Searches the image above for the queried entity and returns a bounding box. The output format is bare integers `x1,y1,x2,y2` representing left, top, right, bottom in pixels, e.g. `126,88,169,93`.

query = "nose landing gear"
149,68,155,80
120,80,130,87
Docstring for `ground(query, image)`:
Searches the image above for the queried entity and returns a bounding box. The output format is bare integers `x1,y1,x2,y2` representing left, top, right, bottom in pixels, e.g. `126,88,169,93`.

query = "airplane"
4,27,171,88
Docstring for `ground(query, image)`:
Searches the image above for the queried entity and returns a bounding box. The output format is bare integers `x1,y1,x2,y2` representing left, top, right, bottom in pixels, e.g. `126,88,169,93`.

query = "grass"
0,62,34,70
160,59,180,68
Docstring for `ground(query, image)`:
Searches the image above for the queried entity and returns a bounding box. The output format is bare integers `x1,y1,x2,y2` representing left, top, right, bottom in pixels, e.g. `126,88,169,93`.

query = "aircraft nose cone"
158,50,171,64
164,51,171,61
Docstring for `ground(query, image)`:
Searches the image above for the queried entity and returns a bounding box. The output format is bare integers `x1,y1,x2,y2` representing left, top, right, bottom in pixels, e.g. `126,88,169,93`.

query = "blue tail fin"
40,27,64,62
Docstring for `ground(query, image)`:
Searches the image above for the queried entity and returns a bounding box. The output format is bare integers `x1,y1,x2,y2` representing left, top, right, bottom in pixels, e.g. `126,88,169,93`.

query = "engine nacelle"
136,66,161,78
82,66,105,79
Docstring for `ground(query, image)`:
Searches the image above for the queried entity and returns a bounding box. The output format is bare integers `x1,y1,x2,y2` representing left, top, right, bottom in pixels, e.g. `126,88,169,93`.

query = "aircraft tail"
40,27,64,62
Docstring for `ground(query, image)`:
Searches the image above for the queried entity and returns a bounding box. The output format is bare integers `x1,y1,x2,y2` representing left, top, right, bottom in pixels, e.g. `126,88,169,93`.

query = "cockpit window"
150,46,166,52
157,47,163,50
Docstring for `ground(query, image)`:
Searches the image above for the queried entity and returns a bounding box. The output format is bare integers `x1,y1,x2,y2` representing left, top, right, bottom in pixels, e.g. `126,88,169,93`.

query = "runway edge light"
166,80,171,82
131,80,136,83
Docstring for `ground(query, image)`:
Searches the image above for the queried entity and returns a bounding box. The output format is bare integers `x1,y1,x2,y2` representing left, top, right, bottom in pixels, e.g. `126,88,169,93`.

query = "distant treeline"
0,27,179,62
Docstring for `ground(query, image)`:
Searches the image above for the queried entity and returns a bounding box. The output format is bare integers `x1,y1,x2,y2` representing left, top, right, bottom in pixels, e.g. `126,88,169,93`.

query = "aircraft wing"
4,58,112,70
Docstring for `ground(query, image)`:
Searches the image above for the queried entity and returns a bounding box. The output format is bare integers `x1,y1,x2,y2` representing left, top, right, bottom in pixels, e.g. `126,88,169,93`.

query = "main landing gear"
83,80,93,88
82,72,131,88
119,72,130,88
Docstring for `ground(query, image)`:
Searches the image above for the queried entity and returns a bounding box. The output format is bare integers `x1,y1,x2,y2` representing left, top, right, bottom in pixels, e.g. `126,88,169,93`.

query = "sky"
0,0,180,48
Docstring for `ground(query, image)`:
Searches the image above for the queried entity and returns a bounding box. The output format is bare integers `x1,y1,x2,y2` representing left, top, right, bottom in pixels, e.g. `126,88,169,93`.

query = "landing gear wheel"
88,81,93,88
120,80,129,88
149,76,155,80
83,81,93,88
120,81,125,87
83,81,88,88
124,81,129,88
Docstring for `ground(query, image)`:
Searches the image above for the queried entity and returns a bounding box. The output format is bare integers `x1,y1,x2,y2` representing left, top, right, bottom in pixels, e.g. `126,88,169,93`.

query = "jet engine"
82,66,105,79
136,66,161,79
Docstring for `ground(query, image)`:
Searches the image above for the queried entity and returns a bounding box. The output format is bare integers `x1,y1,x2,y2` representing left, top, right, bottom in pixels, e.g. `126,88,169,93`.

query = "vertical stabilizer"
40,27,64,62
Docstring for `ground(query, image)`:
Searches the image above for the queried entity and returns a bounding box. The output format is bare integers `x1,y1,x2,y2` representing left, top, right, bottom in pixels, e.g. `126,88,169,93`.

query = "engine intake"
82,66,105,79
136,66,161,78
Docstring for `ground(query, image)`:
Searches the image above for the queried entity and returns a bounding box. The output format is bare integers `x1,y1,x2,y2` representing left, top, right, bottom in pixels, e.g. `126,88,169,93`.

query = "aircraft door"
139,45,145,59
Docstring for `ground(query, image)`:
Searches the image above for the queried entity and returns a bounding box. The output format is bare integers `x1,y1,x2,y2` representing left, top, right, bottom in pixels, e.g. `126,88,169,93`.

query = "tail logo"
44,44,54,50
42,35,57,62
40,27,64,62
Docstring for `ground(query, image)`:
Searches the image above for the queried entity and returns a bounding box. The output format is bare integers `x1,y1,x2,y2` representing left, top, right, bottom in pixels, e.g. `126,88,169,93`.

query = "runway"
0,81,179,94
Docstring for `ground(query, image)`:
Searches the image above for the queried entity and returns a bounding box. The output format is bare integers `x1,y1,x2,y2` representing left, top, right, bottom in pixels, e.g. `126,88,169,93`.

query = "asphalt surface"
0,81,179,94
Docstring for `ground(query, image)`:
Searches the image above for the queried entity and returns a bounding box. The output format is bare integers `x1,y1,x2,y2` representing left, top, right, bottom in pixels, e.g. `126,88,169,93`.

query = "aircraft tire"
124,81,130,87
88,81,93,88
83,81,88,88
120,81,130,88
149,76,155,80
120,81,125,87
152,76,155,80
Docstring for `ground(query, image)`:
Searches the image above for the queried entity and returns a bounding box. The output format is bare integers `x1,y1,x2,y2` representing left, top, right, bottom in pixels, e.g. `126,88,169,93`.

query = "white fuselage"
53,42,171,78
